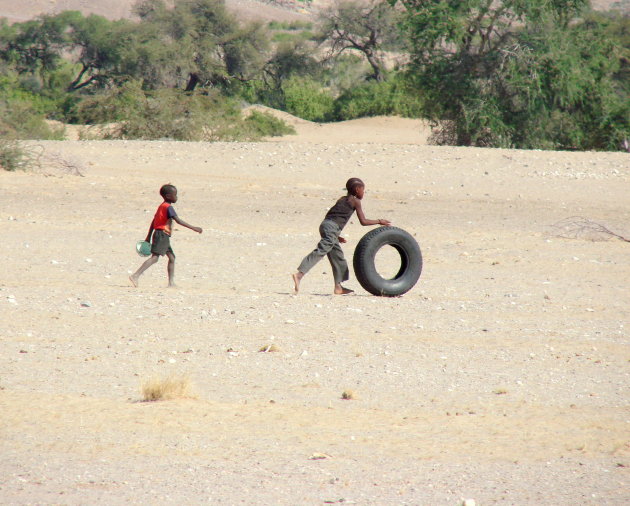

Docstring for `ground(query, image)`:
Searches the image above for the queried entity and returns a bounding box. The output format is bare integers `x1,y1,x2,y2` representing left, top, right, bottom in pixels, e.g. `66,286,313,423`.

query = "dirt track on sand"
1,119,629,504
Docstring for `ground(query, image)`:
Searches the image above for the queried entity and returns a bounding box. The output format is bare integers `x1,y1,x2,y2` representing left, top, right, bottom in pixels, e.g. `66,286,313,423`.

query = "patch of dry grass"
341,389,356,400
141,375,196,402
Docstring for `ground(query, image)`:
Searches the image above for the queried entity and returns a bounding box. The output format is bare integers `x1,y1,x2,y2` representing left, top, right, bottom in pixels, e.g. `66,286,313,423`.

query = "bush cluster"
333,76,423,120
75,84,295,141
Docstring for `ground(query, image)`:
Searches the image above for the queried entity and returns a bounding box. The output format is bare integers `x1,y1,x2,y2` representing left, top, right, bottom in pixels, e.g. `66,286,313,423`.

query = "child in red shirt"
130,184,202,287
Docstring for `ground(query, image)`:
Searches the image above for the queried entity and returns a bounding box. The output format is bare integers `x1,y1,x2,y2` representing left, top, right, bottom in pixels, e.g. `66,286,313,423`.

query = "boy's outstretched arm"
173,216,203,234
354,199,391,226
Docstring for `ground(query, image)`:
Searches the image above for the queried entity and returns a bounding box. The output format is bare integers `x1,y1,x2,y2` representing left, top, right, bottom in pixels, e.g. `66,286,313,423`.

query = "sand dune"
246,106,433,144
275,115,432,145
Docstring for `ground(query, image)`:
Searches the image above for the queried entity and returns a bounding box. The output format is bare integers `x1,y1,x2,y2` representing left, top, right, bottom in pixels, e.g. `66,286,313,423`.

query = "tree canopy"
132,0,269,91
319,0,404,81
394,0,629,150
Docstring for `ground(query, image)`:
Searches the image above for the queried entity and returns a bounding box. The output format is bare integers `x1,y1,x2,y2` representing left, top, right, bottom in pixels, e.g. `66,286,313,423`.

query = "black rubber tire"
352,226,422,296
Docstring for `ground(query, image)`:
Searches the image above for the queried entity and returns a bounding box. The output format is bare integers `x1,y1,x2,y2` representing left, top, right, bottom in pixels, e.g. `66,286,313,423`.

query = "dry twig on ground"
41,151,86,176
550,216,630,242
1,142,87,176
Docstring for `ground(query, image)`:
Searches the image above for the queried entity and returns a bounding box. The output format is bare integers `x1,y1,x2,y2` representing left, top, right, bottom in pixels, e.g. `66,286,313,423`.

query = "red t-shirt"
153,202,177,235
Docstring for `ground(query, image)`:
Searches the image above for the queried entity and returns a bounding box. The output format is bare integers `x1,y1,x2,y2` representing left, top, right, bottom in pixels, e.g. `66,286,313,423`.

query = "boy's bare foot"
292,272,304,294
334,286,354,295
129,275,138,288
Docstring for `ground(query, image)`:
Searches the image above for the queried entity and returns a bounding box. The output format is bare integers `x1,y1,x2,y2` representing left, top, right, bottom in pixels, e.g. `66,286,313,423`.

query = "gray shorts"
151,229,175,257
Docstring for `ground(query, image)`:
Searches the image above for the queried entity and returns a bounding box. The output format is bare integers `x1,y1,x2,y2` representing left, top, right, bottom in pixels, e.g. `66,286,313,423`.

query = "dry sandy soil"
1,117,628,504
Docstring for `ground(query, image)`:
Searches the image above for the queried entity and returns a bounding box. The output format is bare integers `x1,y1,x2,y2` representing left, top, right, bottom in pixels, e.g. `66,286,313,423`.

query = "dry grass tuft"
141,375,196,402
259,343,281,352
341,389,356,400
0,140,42,172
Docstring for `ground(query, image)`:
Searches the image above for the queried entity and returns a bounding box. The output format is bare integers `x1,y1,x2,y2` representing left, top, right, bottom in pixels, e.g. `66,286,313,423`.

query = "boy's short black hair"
160,184,176,198
345,177,364,195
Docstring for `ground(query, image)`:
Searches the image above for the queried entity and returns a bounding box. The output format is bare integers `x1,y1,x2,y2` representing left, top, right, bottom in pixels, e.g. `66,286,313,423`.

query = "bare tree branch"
549,216,630,242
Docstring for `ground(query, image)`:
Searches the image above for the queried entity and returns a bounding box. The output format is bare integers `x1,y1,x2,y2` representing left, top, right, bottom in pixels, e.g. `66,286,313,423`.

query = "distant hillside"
592,0,630,11
0,0,627,25
0,0,311,24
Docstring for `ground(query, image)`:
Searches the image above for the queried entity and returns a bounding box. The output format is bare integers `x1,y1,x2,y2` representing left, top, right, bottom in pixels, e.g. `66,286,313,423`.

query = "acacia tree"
0,12,132,93
66,14,133,91
394,0,630,150
0,13,72,84
259,40,320,105
318,0,404,81
133,0,269,91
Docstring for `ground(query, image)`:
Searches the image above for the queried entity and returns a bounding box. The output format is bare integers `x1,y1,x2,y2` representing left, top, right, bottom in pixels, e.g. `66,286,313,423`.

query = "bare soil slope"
0,0,310,23
0,0,626,23
1,117,628,504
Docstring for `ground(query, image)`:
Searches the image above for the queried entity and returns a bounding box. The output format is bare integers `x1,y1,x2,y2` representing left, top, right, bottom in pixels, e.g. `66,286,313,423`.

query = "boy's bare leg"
334,283,354,295
129,255,159,287
292,272,304,294
166,252,176,287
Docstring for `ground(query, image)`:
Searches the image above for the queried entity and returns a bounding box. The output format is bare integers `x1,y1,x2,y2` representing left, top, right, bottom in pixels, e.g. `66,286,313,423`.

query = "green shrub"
0,73,49,113
0,66,78,123
0,140,26,171
72,85,294,141
70,80,146,124
0,140,40,171
226,79,267,104
0,98,65,140
333,76,424,120
0,71,65,139
272,31,315,43
283,76,334,122
268,19,315,42
322,54,369,96
244,110,295,137
268,20,313,31
111,88,237,140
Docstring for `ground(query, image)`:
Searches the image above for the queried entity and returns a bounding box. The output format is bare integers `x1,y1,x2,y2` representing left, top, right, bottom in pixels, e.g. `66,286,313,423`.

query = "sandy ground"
1,117,629,505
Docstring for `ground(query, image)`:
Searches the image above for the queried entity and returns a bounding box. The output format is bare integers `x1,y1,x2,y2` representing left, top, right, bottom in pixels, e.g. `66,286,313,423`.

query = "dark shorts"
151,229,175,257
